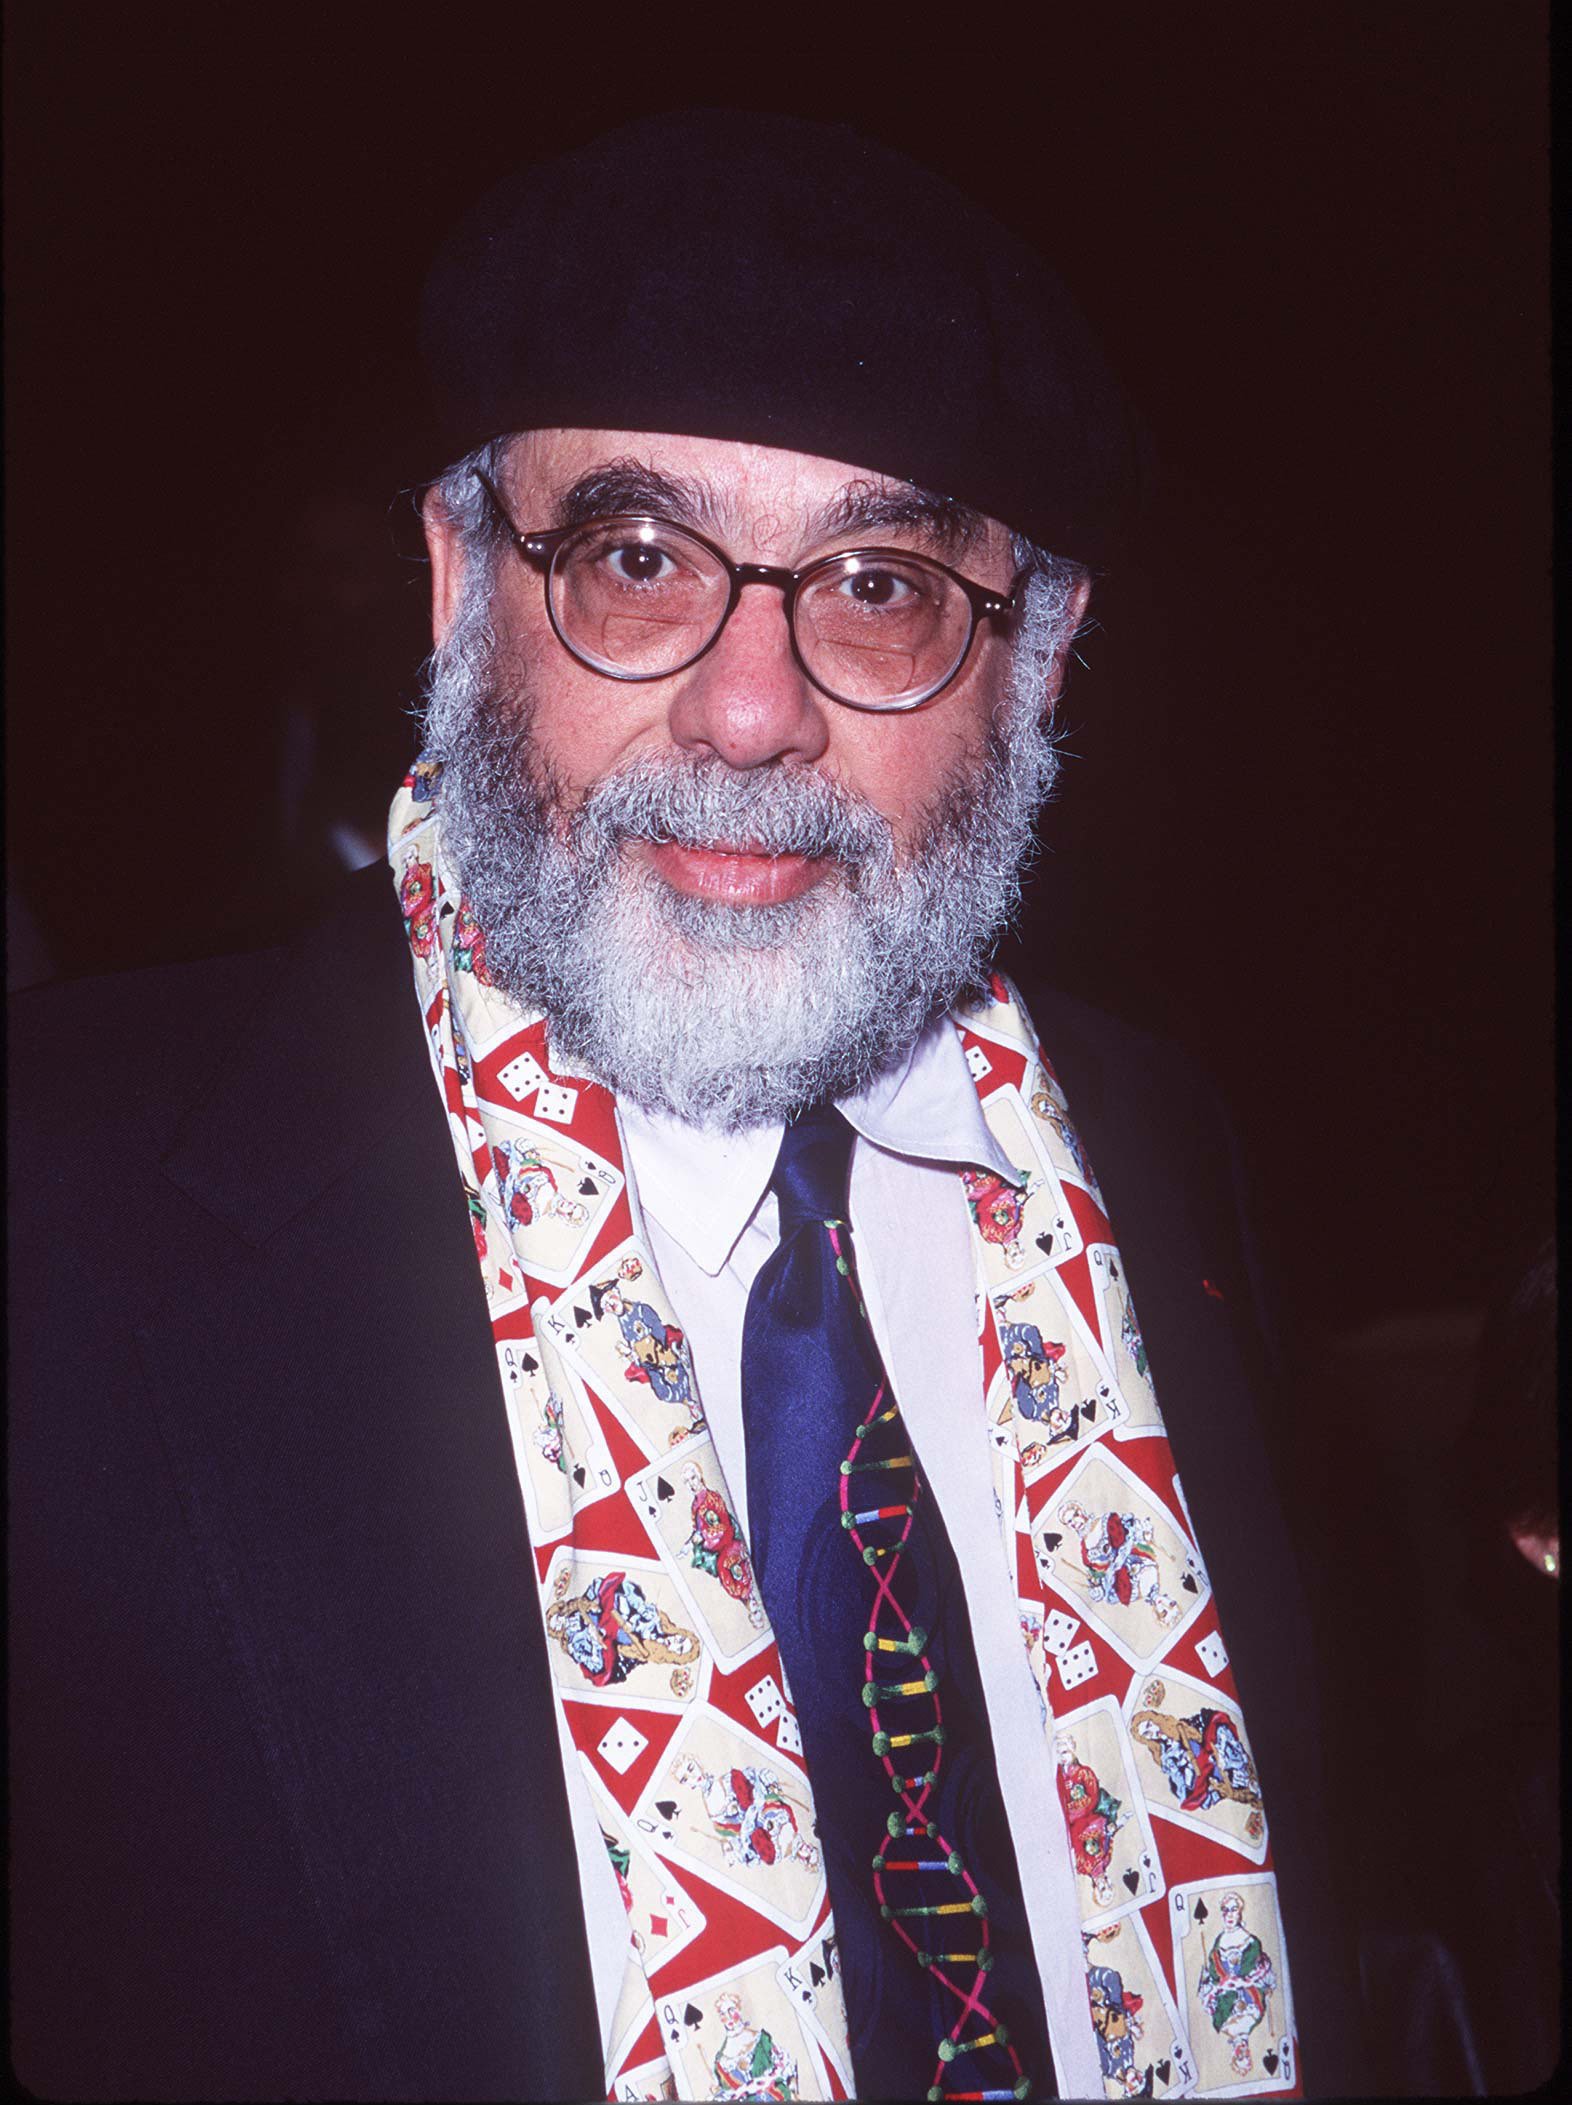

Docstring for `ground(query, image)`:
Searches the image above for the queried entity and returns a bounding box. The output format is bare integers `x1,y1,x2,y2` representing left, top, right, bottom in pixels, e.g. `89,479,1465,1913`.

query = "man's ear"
422,486,467,648
1037,575,1094,718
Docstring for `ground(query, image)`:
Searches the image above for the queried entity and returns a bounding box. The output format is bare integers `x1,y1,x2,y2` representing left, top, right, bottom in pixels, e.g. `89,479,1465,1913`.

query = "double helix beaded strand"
830,1223,1030,2104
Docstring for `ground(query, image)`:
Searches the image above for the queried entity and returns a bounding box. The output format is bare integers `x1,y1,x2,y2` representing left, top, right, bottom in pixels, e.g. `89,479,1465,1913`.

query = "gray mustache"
572,754,891,866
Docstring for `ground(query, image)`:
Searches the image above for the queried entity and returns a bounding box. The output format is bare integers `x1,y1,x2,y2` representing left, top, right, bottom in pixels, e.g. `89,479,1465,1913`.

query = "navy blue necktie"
741,1105,1053,2102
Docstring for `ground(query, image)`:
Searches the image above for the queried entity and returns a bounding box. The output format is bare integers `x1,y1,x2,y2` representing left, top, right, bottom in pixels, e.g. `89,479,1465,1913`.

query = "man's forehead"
502,427,996,561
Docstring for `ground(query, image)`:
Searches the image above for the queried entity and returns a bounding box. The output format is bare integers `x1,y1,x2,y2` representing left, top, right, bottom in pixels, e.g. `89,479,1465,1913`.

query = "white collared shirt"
556,1016,1103,2099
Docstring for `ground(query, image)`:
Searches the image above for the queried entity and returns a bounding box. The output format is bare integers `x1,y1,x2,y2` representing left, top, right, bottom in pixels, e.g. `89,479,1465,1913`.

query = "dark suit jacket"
9,865,1364,2100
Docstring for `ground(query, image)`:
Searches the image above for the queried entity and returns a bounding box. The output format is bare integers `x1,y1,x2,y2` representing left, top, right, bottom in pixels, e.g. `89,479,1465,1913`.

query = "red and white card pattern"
964,997,1298,2099
391,774,1299,2102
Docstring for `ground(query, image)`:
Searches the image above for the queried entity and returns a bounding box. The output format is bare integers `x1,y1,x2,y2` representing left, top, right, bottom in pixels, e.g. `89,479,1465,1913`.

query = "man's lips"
635,838,835,906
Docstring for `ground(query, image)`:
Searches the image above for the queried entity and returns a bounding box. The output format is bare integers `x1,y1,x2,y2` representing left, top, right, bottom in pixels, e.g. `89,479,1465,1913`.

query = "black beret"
420,109,1144,568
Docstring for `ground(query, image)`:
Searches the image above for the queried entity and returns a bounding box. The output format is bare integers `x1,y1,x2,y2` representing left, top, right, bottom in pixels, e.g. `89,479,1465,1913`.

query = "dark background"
7,7,1550,1349
4,6,1557,2089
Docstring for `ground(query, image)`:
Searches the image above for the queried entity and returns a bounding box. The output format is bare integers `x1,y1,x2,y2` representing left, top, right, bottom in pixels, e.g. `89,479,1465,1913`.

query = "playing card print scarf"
390,763,1301,2103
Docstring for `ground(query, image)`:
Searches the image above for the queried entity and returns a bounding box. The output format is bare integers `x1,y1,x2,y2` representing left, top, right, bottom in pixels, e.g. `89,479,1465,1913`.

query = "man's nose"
663,582,831,770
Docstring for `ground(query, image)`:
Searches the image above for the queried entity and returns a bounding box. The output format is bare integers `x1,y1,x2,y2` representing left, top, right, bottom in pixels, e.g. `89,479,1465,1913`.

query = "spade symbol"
578,1176,597,1196
1043,1531,1063,1554
1156,2061,1171,2086
1082,1398,1098,1421
520,1352,538,1374
810,1961,826,1987
1264,2051,1280,2076
1182,1572,1198,1593
440,900,455,918
574,1305,592,1328
655,1799,678,1822
1109,1261,1120,1280
572,1465,586,1488
1122,1868,1140,1895
1193,1898,1210,1924
656,1476,675,1503
683,2003,702,2029
1036,1231,1055,1255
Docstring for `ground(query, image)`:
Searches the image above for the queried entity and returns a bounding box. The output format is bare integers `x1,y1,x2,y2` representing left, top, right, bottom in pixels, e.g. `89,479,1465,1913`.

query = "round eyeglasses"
472,471,1025,713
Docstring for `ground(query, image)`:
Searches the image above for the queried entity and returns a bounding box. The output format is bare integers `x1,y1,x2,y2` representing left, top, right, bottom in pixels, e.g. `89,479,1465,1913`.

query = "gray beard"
418,582,1064,1131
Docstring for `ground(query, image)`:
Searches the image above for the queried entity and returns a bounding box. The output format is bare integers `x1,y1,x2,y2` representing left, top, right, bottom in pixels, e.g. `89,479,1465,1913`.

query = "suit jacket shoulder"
9,867,602,2102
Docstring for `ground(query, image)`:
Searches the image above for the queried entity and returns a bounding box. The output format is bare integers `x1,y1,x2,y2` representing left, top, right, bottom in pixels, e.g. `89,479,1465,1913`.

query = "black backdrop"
5,8,1559,2088
6,6,1551,1339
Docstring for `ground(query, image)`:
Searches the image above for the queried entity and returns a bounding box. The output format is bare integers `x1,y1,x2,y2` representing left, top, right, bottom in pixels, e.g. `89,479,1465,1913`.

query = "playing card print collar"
389,761,1300,2102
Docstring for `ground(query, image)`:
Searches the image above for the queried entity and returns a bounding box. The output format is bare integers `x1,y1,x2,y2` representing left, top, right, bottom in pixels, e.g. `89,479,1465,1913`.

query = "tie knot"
770,1104,856,1235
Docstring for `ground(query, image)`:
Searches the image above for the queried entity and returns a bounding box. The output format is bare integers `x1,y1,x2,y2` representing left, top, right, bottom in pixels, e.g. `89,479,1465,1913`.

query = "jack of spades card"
1040,1448,1209,1669
636,1711,824,1938
481,1107,623,1287
1081,1911,1195,2100
629,1445,770,1668
548,1238,706,1449
1053,1693,1165,1926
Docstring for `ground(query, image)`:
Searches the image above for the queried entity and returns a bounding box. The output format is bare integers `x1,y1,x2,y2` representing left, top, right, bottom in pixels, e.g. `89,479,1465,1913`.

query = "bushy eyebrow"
548,458,985,561
802,478,984,560
552,459,722,535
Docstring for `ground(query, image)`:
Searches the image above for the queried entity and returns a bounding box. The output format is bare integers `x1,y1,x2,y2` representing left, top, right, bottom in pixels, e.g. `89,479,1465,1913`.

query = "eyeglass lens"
549,520,975,707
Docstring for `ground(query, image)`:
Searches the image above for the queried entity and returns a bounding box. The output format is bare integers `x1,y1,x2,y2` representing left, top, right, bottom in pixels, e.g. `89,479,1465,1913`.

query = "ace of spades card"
502,1315,620,1541
1085,1242,1163,1435
1081,1910,1195,2101
1038,1447,1209,1670
547,1236,705,1450
482,1104,624,1287
1053,1692,1166,1928
635,1711,824,1937
1123,1665,1270,1864
661,1948,826,2104
1170,1872,1295,2099
971,1086,1086,1285
776,1926,851,2094
628,1444,771,1669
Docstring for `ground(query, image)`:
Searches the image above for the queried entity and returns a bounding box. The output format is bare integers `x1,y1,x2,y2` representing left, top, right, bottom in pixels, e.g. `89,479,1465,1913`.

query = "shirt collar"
618,1013,1019,1278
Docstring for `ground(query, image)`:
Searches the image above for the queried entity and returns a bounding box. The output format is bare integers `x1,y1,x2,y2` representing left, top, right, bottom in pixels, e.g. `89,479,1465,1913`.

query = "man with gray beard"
10,112,1362,2102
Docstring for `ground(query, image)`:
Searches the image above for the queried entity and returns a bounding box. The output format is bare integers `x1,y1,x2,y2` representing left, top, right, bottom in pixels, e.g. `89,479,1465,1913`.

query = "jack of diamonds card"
1035,1445,1210,1670
627,1443,771,1669
545,1238,707,1451
580,1764,708,1983
1081,1910,1196,2101
1170,1871,1296,2097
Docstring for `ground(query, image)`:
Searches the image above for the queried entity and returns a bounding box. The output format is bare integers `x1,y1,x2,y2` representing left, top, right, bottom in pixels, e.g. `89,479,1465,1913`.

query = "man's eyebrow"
550,459,723,534
546,460,986,560
805,479,985,560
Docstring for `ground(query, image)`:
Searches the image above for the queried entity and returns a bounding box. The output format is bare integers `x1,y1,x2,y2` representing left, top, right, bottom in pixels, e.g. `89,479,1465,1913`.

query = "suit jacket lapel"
137,869,602,2100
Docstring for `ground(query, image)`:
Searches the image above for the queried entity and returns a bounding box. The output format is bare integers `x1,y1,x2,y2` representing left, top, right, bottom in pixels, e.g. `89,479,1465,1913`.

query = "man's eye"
835,567,918,608
604,542,675,584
